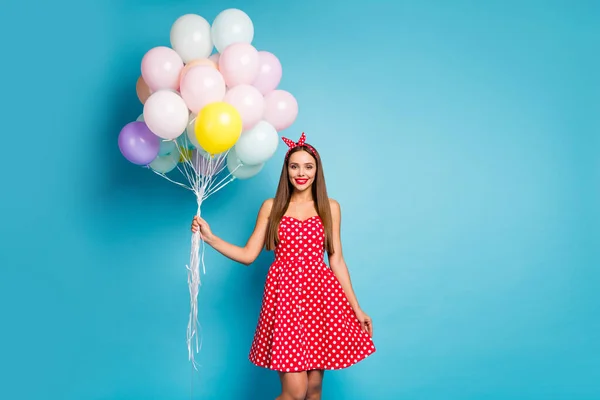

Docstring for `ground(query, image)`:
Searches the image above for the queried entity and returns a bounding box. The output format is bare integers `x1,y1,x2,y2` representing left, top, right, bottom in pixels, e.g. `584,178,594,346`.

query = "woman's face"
287,150,317,192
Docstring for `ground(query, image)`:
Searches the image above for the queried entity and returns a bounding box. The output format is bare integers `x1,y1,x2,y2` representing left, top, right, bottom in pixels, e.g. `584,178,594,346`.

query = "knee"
285,384,307,400
305,381,322,400
288,389,307,400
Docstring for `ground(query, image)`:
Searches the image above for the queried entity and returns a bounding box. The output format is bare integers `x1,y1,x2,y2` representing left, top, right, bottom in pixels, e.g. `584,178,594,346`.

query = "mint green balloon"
149,149,179,174
158,139,176,156
177,132,196,150
226,147,263,179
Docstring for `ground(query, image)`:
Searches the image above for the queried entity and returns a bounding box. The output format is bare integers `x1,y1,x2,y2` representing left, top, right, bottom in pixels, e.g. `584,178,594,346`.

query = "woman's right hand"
191,216,216,244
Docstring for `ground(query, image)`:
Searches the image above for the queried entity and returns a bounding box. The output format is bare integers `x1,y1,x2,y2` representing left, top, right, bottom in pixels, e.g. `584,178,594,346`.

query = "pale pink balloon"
224,84,264,130
252,51,282,95
141,46,184,91
143,90,189,140
218,43,259,87
263,90,298,131
180,66,226,113
179,58,218,85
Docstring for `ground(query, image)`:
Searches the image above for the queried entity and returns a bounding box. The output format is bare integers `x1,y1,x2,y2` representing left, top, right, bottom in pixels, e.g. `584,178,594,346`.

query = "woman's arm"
328,199,373,336
192,198,273,266
328,199,361,311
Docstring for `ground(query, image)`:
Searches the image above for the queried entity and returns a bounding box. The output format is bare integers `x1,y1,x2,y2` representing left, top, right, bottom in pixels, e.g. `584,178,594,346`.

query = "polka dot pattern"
281,132,317,159
248,215,376,372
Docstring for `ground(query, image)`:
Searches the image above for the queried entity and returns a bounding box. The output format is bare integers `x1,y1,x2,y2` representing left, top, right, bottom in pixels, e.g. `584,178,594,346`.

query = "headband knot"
281,132,315,158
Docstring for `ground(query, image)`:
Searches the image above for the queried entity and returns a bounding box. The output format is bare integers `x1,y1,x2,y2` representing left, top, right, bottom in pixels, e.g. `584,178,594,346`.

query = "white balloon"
138,112,176,156
227,147,263,179
211,9,254,53
234,121,278,165
143,90,189,140
170,14,213,63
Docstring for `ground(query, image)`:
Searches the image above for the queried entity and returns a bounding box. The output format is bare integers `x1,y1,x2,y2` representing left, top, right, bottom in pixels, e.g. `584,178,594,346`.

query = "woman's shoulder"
263,198,274,209
328,198,340,211
258,198,275,217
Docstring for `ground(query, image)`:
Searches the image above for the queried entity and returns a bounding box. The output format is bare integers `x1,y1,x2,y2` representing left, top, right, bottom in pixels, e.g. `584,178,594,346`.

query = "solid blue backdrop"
1,0,598,399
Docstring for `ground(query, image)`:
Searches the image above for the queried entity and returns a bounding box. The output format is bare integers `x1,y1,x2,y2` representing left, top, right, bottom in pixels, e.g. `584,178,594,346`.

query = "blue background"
1,0,599,399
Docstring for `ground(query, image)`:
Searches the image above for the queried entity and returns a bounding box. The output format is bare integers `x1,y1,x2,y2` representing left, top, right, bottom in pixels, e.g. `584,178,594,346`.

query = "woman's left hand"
354,308,373,337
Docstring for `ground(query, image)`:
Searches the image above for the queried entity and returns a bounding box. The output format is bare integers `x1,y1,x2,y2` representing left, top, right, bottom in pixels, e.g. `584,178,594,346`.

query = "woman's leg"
275,371,308,400
305,370,324,400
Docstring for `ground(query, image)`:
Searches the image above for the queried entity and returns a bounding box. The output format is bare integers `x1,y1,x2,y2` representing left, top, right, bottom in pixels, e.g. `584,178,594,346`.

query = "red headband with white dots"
281,132,316,159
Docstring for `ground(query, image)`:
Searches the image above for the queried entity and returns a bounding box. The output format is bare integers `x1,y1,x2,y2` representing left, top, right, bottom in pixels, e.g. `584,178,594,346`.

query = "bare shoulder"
263,197,274,209
259,198,274,216
328,198,341,217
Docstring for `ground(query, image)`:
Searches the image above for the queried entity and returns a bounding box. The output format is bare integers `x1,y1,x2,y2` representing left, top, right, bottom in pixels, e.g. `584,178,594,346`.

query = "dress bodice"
274,215,325,264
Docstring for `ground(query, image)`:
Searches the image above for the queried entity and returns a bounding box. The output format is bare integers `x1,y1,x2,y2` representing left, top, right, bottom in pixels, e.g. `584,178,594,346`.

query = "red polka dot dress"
248,215,376,372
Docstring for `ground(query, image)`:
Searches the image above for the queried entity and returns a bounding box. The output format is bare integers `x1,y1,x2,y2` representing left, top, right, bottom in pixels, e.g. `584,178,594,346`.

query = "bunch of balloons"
117,8,299,370
118,8,298,181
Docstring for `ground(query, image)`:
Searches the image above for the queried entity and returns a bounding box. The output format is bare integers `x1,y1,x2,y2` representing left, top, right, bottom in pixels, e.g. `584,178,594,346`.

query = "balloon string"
202,165,239,199
186,195,204,371
151,169,193,190
151,138,236,372
204,176,236,199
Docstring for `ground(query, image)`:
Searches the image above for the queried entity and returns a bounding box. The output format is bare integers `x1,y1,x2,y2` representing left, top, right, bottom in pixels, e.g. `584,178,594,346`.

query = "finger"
368,322,373,337
360,321,366,333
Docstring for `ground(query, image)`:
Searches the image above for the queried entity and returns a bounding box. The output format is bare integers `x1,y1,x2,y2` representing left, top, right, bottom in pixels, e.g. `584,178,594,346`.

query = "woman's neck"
290,190,313,203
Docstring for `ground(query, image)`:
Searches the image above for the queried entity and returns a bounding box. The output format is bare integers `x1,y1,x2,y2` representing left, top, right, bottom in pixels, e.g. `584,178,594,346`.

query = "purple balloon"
118,121,160,165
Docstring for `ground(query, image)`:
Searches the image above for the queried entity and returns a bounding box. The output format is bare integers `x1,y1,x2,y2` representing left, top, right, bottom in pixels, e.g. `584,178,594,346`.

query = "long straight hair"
265,145,334,254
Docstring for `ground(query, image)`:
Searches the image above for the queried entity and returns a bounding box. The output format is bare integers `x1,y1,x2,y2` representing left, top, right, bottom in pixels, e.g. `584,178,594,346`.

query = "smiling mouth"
295,178,309,185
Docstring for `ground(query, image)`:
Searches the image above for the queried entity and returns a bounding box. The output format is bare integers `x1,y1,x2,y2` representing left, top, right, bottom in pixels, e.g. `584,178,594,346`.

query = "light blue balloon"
158,139,177,156
234,120,278,165
226,148,263,179
149,149,180,174
177,133,196,150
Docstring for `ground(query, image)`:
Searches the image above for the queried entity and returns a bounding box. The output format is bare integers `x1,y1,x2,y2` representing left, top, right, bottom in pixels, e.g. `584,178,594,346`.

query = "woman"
191,132,376,400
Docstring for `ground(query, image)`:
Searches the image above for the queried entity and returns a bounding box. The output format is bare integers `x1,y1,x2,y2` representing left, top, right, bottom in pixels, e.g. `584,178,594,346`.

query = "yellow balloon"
195,102,242,155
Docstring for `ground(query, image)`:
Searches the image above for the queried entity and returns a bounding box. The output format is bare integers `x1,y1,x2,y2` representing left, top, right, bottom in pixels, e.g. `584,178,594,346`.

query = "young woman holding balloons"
191,132,376,400
118,8,375,399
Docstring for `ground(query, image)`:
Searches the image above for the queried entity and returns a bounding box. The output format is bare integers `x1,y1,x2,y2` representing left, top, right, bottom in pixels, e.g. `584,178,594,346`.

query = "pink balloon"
252,51,282,95
180,66,226,113
218,43,259,87
224,84,264,130
263,90,298,131
141,46,184,91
